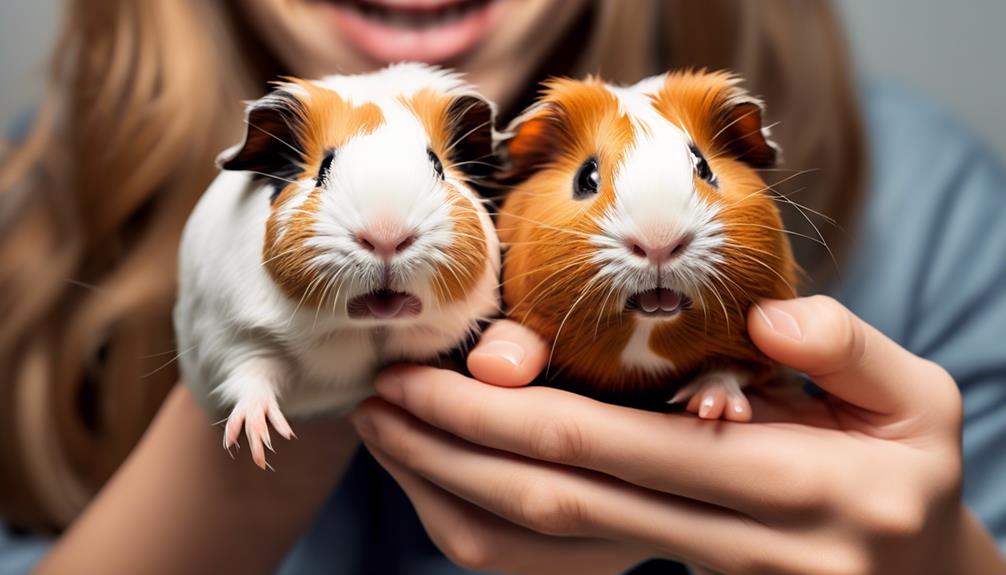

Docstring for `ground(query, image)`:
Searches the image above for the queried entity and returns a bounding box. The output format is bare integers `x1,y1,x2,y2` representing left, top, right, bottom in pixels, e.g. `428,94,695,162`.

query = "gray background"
2,1,1005,161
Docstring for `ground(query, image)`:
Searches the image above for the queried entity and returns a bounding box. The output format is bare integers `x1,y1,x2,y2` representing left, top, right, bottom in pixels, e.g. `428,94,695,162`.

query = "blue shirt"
3,81,1005,573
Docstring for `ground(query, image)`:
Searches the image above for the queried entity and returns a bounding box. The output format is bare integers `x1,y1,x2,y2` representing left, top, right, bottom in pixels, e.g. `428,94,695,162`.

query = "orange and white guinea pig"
497,71,797,421
174,64,499,468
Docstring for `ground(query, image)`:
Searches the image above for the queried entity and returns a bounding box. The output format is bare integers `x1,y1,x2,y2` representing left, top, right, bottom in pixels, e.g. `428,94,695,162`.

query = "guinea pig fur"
497,71,797,421
174,63,500,468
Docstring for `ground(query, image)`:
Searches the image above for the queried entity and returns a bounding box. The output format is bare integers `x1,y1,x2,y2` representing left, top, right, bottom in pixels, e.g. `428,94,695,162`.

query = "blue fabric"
834,81,1006,547
3,81,1005,573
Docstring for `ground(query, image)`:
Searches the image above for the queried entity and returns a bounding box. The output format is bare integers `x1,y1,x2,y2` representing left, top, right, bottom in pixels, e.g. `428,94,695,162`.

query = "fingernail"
763,303,803,341
471,340,526,367
374,371,404,404
351,412,376,441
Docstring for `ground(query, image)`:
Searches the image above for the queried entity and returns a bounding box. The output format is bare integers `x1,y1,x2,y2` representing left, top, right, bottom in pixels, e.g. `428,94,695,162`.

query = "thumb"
748,295,950,416
467,320,548,388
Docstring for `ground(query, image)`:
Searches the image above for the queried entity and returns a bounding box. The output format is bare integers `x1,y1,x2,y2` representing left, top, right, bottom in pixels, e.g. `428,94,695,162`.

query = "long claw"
221,397,293,470
266,401,295,440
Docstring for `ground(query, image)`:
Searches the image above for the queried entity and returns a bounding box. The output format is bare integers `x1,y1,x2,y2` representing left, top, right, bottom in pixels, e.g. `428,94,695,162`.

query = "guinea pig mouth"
347,289,422,320
625,288,688,318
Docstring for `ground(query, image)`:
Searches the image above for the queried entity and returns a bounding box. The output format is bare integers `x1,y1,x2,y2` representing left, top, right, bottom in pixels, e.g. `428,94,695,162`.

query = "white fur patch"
589,78,726,309
585,77,730,372
620,319,676,374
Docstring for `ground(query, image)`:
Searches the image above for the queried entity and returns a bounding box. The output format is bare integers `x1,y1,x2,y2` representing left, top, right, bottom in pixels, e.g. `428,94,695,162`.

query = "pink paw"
669,371,752,422
223,396,295,470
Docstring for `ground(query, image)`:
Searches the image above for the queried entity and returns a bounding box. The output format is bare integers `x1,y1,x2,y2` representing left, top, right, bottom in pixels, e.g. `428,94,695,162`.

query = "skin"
239,0,590,109
37,386,358,575
31,1,1006,572
352,296,1006,574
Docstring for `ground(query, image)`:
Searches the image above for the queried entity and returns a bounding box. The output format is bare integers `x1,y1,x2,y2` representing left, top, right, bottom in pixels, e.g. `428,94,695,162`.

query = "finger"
373,366,826,514
352,400,785,574
748,295,954,416
367,445,650,575
467,320,548,387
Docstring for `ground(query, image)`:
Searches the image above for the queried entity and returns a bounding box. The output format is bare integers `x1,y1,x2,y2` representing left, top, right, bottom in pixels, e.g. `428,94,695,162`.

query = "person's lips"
315,0,502,64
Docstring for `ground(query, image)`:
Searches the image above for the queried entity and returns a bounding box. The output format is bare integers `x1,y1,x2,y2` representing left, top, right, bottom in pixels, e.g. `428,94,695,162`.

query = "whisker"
142,344,198,379
245,120,305,158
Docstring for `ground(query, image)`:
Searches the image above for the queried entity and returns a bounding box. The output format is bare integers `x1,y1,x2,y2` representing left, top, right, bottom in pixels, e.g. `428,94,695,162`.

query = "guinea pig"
497,71,796,421
174,63,500,468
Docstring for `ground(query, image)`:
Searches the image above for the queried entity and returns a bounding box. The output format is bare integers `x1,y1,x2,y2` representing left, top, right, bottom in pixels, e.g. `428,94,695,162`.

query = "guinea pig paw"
222,397,295,470
669,371,752,423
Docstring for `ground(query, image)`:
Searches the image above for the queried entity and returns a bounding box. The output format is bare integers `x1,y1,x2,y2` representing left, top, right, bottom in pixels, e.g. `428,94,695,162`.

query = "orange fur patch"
402,89,489,305
402,88,455,158
500,72,796,400
261,81,385,304
432,186,487,305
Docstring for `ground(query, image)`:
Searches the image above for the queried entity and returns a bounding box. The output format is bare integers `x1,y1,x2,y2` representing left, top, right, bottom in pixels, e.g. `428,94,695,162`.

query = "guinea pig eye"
573,158,600,199
427,148,444,179
689,144,717,187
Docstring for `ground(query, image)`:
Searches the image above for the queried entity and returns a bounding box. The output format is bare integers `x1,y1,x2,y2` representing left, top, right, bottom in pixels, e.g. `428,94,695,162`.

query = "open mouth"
625,288,689,318
318,0,500,63
347,289,422,320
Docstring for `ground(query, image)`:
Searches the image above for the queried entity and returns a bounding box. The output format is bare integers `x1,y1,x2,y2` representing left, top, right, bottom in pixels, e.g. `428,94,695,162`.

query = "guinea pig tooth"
639,289,661,313
659,289,682,312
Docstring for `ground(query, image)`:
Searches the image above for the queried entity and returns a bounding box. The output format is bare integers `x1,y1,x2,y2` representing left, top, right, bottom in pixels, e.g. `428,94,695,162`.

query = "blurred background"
3,0,1006,161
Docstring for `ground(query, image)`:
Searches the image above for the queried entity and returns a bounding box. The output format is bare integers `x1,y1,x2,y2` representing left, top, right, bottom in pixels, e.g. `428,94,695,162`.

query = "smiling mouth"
625,288,689,318
318,0,500,64
327,0,495,29
347,289,422,320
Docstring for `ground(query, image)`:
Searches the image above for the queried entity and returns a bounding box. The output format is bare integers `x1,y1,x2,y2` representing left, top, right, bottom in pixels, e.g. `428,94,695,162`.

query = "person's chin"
313,0,505,64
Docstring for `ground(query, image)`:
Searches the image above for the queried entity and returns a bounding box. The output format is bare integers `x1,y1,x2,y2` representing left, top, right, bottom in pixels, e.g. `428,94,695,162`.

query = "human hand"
352,296,1005,574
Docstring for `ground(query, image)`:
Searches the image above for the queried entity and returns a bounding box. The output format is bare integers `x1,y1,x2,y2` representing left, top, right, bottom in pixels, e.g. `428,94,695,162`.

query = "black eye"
428,148,444,179
689,144,716,187
573,158,600,199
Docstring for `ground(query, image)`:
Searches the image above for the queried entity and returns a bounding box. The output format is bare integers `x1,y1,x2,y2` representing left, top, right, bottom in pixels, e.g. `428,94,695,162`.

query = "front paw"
223,396,296,470
669,370,752,422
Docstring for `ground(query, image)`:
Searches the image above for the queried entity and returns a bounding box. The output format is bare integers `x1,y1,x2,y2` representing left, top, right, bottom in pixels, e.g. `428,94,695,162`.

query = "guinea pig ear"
714,92,780,168
216,90,306,179
496,101,561,185
444,94,498,180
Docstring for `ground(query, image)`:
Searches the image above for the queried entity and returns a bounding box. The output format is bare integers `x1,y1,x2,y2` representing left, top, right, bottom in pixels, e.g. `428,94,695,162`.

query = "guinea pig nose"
356,230,417,259
626,234,693,266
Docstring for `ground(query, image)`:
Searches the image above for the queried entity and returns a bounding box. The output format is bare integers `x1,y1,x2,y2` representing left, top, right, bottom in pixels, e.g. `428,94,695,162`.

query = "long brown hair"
0,0,863,530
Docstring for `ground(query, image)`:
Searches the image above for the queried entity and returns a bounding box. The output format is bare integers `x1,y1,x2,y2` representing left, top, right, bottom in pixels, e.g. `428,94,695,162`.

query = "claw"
222,396,295,469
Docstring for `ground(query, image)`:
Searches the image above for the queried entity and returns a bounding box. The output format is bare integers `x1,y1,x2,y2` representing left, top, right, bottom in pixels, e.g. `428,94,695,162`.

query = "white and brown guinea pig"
174,63,500,468
498,71,797,421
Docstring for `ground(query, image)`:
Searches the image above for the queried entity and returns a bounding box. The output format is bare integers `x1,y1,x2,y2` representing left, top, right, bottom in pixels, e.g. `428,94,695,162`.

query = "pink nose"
356,230,416,259
626,234,693,266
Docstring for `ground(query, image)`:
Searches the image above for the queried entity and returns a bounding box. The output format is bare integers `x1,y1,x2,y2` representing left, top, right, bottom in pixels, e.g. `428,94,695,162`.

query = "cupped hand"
351,296,1004,574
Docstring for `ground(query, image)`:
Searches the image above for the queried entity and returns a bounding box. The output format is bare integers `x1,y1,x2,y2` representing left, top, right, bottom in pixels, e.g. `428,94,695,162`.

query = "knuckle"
760,452,828,511
857,493,928,540
730,552,774,575
442,537,495,571
809,296,864,372
527,418,586,464
819,546,871,575
460,395,490,444
436,530,496,571
514,479,584,536
921,359,964,425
